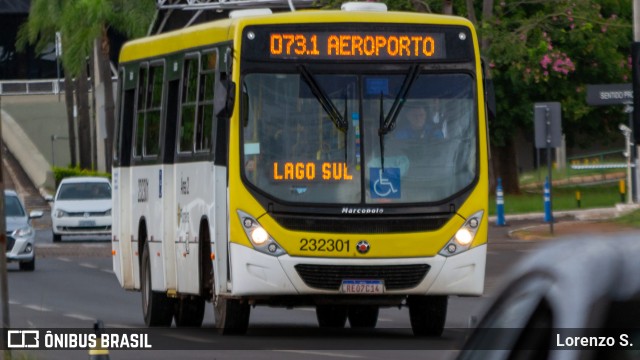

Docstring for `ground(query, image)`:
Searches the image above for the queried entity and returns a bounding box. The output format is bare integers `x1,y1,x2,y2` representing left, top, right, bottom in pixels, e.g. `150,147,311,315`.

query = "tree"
18,0,155,171
16,0,78,168
480,0,632,193
60,0,155,171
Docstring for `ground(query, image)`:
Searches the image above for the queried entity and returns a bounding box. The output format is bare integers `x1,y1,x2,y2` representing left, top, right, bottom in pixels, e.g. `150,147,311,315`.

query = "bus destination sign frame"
268,31,446,60
242,24,473,62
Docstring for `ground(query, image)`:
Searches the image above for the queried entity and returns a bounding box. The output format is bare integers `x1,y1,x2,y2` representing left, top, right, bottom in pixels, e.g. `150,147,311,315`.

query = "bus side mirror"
214,78,236,118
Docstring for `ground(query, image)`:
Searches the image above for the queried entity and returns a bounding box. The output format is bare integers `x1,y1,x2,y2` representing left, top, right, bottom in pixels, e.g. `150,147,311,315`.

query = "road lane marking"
24,304,51,312
65,313,95,321
79,263,99,269
57,257,71,262
101,269,114,274
275,350,363,358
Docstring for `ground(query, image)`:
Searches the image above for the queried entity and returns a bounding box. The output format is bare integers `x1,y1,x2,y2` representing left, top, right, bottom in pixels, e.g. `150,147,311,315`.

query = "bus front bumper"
229,242,486,298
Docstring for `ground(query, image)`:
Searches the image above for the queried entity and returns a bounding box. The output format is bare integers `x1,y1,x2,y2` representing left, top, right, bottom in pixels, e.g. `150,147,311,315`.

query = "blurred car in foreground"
50,177,112,242
457,233,640,360
5,189,42,271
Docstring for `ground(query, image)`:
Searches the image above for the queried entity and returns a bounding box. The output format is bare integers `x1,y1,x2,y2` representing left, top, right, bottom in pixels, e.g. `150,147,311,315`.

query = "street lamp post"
0,95,11,360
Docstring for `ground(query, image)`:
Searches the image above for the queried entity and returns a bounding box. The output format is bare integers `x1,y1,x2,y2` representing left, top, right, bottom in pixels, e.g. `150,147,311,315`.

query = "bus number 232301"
299,238,350,252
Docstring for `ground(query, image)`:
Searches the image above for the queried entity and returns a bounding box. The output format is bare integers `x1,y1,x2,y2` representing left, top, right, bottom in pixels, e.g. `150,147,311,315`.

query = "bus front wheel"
214,297,250,335
141,243,174,327
408,295,448,336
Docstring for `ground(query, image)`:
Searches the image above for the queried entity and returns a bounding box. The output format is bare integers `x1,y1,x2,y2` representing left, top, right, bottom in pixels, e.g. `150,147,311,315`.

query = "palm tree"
18,0,156,171
62,0,155,171
16,0,78,168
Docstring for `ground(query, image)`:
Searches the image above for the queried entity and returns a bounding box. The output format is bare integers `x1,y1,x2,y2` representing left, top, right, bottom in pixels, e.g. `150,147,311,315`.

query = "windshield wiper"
298,65,349,133
377,65,420,170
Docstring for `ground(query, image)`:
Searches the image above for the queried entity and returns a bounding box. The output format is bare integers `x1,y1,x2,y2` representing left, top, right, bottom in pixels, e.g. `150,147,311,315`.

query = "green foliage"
483,0,633,148
17,0,156,77
615,208,640,227
53,166,111,188
60,0,156,75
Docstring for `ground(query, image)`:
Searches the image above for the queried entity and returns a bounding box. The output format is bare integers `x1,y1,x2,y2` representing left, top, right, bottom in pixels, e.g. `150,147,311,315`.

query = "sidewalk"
489,202,640,223
491,203,640,241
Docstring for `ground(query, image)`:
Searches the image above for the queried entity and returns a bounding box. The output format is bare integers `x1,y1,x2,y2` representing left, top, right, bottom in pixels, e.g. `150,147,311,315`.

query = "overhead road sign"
586,83,632,106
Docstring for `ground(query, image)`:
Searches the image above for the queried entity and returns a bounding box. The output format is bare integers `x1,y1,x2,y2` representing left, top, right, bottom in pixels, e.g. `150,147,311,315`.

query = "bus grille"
294,264,430,291
271,214,451,234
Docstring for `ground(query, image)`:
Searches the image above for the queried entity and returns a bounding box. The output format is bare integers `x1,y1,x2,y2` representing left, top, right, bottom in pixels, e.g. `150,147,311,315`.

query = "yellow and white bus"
112,2,489,336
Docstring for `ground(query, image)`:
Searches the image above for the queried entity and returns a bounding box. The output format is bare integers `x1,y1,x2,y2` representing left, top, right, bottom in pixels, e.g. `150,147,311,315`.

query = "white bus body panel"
229,242,486,296
174,161,215,295
112,168,129,288
129,164,175,292
213,166,228,294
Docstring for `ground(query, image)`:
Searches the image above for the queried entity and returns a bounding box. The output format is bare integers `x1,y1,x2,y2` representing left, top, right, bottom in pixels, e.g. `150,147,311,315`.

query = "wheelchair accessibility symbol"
370,167,401,199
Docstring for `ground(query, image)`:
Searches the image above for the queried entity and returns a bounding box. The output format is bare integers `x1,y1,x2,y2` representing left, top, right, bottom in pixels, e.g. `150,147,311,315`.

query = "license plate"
340,279,384,294
79,220,96,227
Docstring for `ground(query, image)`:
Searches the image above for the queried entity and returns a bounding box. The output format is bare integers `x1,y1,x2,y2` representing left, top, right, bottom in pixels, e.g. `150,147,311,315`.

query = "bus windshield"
242,70,477,205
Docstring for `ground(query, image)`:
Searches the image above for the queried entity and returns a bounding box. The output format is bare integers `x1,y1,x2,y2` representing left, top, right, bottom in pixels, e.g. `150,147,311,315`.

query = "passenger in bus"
394,102,444,141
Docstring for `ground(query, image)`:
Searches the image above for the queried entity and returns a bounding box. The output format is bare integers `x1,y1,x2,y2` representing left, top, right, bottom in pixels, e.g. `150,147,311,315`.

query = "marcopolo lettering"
341,207,384,214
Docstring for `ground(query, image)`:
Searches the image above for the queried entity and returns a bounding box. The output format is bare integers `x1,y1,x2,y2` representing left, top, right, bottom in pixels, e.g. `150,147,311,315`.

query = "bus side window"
196,50,217,153
134,62,164,159
145,63,164,156
119,88,135,167
164,79,180,164
179,56,199,154
134,64,149,158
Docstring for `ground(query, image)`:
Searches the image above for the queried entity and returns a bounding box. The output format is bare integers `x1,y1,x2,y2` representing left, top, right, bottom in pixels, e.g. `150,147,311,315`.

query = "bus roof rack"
151,0,318,34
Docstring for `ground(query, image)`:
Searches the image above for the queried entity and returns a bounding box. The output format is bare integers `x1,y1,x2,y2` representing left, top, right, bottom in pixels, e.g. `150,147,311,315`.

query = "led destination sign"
272,161,354,182
268,31,446,60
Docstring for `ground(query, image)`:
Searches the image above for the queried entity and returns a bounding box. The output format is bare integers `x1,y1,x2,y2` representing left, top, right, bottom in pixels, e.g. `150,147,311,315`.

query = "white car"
50,177,112,242
5,190,43,271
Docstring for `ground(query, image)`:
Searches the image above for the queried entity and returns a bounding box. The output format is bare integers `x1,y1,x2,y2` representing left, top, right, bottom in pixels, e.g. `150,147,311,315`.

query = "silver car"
5,190,43,271
457,233,640,360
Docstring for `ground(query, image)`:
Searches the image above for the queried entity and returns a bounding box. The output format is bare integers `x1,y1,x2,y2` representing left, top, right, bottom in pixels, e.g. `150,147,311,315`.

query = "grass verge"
489,183,623,216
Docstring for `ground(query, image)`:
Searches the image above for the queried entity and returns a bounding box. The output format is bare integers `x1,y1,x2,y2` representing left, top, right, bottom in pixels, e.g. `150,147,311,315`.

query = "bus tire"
214,297,250,335
408,295,447,336
174,296,205,327
348,305,379,328
316,305,348,328
141,243,174,327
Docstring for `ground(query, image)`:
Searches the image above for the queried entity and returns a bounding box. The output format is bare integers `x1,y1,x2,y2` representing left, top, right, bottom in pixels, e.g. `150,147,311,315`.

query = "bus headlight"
251,227,269,245
238,210,286,257
439,210,483,257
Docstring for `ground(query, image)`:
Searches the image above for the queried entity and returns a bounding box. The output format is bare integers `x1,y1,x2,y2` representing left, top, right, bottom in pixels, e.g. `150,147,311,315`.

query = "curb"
488,203,640,225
